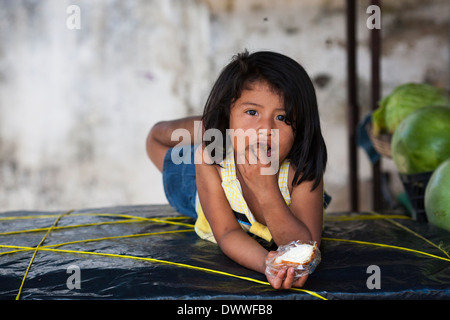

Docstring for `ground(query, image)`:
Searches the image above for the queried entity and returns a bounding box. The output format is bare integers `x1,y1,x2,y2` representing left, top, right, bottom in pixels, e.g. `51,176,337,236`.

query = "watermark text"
366,5,381,30
170,121,280,175
66,5,81,30
66,264,81,289
366,265,381,289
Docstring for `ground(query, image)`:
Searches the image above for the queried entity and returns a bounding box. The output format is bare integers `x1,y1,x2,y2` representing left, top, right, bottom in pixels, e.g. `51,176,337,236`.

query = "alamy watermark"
366,265,381,289
366,5,381,30
66,264,81,289
66,5,81,30
171,121,280,175
66,4,380,31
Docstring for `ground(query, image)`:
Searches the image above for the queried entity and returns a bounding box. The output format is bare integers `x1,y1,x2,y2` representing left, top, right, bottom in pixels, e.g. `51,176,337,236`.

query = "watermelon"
391,106,450,174
424,159,450,232
372,83,449,135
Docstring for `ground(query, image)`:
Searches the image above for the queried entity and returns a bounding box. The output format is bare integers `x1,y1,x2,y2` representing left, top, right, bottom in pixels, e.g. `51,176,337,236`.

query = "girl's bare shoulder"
194,145,222,178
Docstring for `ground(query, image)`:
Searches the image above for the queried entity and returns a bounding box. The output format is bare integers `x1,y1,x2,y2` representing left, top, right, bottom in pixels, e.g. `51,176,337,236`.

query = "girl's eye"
276,114,286,122
246,110,258,116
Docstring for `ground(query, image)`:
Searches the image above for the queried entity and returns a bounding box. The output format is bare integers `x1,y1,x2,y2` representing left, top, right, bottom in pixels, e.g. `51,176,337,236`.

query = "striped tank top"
194,147,291,244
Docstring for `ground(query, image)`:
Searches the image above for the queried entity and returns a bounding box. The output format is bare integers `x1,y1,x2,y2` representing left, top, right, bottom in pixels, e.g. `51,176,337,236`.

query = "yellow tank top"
194,147,291,244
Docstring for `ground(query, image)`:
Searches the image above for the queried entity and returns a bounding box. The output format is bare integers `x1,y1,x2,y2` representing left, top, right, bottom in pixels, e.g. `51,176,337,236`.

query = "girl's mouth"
259,143,272,158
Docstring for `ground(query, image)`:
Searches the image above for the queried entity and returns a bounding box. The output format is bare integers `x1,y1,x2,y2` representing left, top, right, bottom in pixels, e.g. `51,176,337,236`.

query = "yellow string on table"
324,213,411,222
14,210,72,300
0,212,194,227
321,237,450,262
0,229,195,256
1,211,326,300
366,211,450,259
1,243,327,300
325,211,449,260
3,209,449,301
0,216,194,237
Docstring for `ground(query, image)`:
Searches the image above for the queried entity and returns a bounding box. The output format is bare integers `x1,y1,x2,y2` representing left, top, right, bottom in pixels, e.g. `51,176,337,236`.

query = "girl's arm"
258,175,324,246
236,157,323,247
195,146,268,274
196,147,319,289
235,163,323,289
146,116,202,172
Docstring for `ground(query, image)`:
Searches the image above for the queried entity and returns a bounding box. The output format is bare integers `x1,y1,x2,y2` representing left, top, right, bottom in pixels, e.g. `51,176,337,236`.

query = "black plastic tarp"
1,205,449,300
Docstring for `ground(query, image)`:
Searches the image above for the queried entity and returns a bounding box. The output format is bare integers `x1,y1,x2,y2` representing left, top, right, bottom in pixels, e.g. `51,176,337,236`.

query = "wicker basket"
366,121,392,158
399,171,433,222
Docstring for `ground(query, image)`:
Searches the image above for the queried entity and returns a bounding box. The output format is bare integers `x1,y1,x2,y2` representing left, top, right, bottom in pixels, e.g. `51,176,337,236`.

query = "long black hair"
202,50,327,191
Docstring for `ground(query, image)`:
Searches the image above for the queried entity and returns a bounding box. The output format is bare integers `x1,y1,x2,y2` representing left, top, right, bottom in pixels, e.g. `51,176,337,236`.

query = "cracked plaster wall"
0,0,448,212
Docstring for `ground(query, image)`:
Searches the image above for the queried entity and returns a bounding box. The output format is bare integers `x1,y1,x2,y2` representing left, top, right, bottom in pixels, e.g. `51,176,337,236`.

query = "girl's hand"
265,251,309,289
235,143,279,196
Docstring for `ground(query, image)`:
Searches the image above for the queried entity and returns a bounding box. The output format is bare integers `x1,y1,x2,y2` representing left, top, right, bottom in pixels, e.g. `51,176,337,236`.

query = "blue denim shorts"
162,145,198,218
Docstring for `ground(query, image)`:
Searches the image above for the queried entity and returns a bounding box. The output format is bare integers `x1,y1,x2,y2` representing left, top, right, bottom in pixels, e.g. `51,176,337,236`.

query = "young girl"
146,51,327,290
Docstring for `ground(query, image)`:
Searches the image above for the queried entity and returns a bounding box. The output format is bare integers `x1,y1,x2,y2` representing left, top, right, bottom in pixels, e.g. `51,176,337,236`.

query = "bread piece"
274,243,317,266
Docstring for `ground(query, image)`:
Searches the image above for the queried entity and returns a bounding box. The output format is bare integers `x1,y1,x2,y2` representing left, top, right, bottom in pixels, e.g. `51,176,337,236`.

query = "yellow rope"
14,210,72,300
0,229,195,255
1,218,327,300
4,230,449,300
324,213,411,222
321,237,450,262
1,243,327,300
366,211,450,259
2,209,449,300
0,219,142,236
0,210,326,300
43,247,327,300
0,214,63,221
5,235,447,263
325,211,450,260
0,217,194,237
0,212,194,226
44,229,195,248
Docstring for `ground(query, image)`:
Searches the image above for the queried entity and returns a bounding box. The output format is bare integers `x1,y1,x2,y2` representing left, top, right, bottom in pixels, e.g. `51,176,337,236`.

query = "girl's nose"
257,117,274,135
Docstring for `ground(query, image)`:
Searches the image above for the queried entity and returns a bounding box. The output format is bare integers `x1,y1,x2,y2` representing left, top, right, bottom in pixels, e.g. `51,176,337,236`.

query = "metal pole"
346,0,359,212
370,0,382,211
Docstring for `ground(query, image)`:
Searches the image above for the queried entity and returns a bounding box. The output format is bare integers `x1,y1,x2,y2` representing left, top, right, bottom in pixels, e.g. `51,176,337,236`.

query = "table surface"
1,204,449,300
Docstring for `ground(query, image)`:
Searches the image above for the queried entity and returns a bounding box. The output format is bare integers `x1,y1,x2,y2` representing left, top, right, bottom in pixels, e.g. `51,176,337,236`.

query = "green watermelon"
372,83,450,135
391,106,450,174
425,159,450,232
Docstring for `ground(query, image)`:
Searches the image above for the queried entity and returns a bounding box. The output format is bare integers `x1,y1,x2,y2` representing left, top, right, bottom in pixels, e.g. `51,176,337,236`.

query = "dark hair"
202,50,327,190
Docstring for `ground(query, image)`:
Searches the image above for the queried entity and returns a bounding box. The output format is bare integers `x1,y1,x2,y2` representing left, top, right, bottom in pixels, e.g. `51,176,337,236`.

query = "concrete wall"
0,0,448,212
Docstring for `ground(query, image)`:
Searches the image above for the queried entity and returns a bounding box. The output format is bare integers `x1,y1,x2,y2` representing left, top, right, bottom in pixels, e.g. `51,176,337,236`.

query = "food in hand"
265,240,321,281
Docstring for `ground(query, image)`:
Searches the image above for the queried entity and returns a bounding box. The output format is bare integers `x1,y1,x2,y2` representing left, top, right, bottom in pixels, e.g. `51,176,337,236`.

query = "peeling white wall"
0,0,448,212
0,0,212,210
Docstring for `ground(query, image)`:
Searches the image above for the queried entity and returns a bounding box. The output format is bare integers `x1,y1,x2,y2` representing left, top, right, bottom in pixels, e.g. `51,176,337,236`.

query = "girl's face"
228,80,294,166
